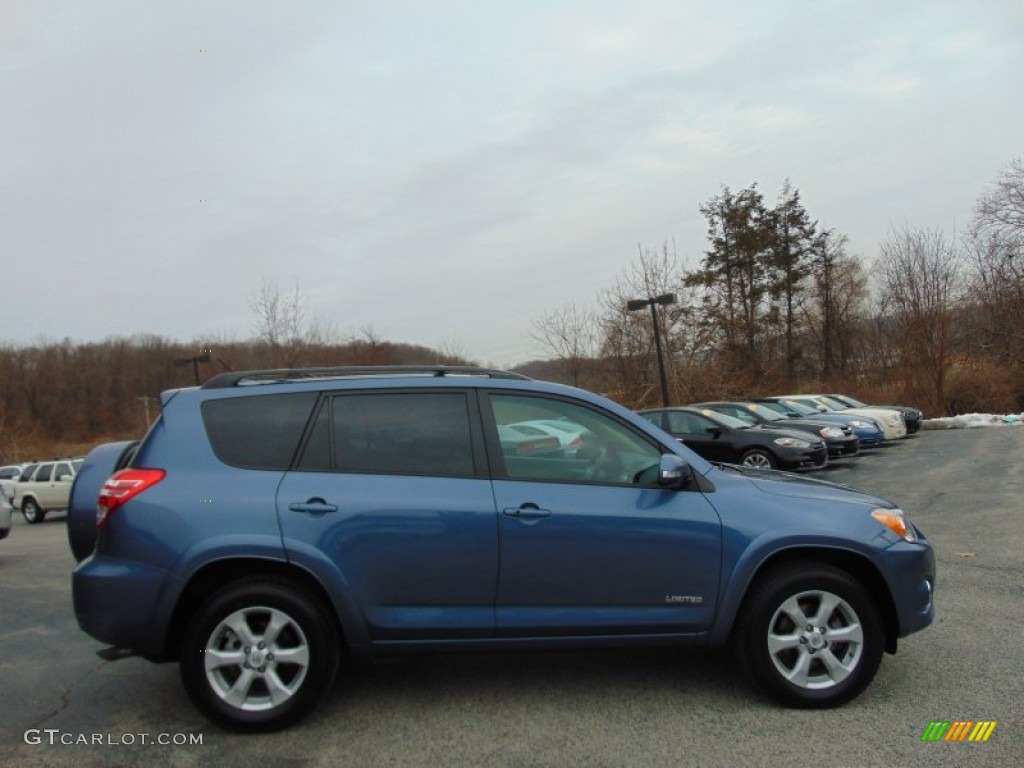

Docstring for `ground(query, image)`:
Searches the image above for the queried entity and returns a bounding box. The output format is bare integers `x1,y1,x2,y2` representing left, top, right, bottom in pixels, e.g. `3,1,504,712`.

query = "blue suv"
70,366,935,731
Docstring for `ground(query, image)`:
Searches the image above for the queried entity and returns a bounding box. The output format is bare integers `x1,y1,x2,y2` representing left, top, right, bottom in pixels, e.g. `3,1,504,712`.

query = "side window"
666,411,698,434
489,394,660,486
36,464,54,482
299,392,475,477
20,464,38,482
54,463,72,481
202,392,318,470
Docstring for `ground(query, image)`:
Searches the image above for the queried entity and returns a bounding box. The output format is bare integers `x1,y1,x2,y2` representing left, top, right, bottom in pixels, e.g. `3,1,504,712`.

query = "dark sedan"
756,397,886,448
637,407,828,471
694,401,860,459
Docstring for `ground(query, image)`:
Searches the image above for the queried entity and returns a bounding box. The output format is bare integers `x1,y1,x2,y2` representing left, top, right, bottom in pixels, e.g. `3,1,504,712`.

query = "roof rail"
201,365,531,389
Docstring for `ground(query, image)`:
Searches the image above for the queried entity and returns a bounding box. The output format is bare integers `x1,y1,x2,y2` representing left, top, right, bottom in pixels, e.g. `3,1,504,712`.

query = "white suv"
14,459,82,524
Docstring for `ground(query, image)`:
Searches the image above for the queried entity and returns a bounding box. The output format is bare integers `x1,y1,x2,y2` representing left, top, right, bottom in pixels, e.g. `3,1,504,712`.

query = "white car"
776,395,907,440
13,458,82,523
506,419,593,455
0,464,26,509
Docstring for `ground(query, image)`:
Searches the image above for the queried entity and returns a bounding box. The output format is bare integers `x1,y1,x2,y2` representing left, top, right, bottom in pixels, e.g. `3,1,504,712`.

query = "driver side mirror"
658,454,692,489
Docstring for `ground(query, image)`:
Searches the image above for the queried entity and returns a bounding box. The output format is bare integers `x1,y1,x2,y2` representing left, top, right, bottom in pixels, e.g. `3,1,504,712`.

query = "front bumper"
882,537,936,639
825,435,860,458
778,444,828,470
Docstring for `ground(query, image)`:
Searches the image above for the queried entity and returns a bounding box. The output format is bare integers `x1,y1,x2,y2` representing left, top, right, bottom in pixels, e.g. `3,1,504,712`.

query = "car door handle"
503,503,552,519
288,498,338,516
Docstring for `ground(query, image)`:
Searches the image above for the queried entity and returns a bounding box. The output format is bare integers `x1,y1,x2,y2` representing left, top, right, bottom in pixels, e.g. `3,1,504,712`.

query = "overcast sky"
2,1,1021,365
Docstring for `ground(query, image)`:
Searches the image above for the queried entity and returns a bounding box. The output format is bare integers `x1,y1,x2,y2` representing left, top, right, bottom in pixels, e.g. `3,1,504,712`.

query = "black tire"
740,448,776,469
734,562,884,708
22,498,46,524
180,579,341,732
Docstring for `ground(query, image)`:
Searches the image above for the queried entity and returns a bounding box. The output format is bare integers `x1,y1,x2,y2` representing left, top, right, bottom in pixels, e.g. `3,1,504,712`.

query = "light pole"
626,293,677,407
174,353,211,385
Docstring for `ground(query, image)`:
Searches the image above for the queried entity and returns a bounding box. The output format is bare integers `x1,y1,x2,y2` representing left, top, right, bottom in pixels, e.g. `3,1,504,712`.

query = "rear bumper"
72,555,179,659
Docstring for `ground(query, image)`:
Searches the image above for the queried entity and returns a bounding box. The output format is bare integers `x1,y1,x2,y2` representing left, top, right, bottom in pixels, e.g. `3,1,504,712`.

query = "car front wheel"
180,579,341,732
735,562,884,708
740,448,775,469
21,498,46,524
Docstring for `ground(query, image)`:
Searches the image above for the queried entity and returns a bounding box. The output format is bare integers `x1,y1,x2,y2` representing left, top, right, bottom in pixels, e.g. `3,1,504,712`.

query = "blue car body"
71,368,934,729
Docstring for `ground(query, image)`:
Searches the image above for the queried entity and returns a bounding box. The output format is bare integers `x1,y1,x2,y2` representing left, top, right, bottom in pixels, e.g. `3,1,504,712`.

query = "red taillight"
97,468,165,528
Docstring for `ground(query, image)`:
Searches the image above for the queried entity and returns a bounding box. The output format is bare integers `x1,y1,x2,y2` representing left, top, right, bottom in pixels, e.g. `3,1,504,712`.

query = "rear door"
277,389,499,640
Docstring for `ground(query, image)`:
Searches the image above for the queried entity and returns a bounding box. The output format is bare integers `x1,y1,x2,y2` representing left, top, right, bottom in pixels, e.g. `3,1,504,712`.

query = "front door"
484,393,722,636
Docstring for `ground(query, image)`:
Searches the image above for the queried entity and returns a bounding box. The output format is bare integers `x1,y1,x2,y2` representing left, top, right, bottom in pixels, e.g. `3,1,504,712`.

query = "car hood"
710,462,894,508
772,417,847,432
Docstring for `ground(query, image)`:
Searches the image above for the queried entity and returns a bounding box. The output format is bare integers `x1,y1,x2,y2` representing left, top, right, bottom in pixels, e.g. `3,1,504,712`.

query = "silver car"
0,491,12,540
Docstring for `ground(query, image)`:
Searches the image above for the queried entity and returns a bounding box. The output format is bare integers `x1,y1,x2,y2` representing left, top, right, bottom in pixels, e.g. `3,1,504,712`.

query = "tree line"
531,159,1024,416
0,329,468,464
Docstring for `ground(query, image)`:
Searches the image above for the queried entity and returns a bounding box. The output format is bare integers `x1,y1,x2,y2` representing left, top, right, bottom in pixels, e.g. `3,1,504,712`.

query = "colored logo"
921,721,997,742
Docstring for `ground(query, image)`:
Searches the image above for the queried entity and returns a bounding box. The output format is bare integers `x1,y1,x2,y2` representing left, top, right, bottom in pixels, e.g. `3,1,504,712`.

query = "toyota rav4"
70,366,935,731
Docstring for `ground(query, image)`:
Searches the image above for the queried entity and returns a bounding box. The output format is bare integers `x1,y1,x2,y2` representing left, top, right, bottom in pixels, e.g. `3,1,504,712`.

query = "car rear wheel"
735,562,883,708
180,579,341,732
22,498,46,524
740,448,775,469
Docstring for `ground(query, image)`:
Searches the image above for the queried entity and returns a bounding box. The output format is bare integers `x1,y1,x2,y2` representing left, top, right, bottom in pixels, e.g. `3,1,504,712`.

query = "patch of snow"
921,413,1024,430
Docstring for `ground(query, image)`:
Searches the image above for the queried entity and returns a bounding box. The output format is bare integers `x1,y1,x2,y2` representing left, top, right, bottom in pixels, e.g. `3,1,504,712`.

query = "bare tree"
876,227,964,411
530,302,597,387
974,158,1024,247
967,158,1024,390
251,279,307,366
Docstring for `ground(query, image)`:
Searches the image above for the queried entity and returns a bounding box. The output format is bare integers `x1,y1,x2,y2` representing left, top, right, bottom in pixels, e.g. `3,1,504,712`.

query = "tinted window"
490,394,659,486
301,392,475,477
202,393,318,470
19,464,38,481
35,464,53,482
54,463,72,481
667,411,702,433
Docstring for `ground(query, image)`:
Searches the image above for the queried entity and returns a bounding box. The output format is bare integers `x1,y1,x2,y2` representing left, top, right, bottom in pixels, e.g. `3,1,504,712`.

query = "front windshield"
818,396,849,410
838,395,866,407
746,403,785,422
700,409,752,429
780,399,817,416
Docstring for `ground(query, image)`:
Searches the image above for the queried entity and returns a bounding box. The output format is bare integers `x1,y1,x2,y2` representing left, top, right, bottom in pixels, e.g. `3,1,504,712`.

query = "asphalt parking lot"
1,428,1021,767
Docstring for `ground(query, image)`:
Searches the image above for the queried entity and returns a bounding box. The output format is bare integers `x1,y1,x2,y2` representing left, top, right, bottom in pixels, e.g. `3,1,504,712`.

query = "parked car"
755,398,885,448
773,395,907,441
506,419,593,455
70,365,935,731
0,491,11,541
637,406,829,471
0,463,27,506
693,401,860,459
497,425,563,457
826,394,922,435
14,458,83,523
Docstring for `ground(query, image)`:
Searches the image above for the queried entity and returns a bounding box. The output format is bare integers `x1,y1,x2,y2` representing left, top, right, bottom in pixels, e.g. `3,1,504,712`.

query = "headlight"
773,437,810,448
871,508,918,542
820,427,844,438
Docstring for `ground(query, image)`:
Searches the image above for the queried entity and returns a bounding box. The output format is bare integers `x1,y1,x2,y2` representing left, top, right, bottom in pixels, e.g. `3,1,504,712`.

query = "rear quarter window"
202,393,318,470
